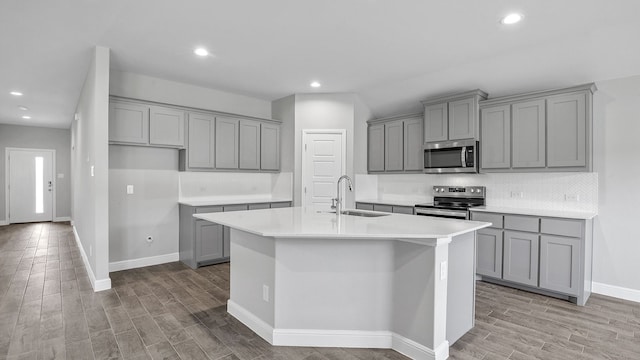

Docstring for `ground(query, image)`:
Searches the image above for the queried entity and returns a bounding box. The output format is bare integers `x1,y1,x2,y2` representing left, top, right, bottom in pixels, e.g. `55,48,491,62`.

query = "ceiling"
1,0,640,129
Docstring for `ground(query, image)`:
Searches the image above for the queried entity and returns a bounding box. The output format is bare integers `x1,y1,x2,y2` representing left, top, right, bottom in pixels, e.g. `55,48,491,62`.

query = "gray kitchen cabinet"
384,119,404,171
239,119,260,170
195,220,224,263
476,228,503,278
503,230,539,287
355,202,374,211
421,90,488,143
539,235,580,295
215,117,240,169
248,203,270,210
270,201,292,208
222,204,249,258
424,103,448,142
403,116,423,171
149,106,185,147
480,105,511,169
392,206,414,215
547,93,587,168
373,204,393,213
260,123,280,171
109,101,149,144
512,99,546,168
368,123,385,172
185,112,216,169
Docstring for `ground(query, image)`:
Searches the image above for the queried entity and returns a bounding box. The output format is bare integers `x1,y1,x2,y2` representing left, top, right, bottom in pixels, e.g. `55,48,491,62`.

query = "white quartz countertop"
194,206,490,241
470,206,597,220
179,196,292,207
356,198,430,207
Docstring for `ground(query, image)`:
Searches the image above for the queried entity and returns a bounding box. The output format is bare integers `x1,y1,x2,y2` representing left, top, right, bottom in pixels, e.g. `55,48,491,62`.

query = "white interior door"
302,131,346,212
8,149,54,223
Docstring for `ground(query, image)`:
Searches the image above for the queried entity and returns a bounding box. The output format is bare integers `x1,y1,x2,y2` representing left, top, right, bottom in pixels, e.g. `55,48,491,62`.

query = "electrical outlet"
510,191,524,198
440,261,448,280
565,194,580,202
262,285,269,302
127,185,134,195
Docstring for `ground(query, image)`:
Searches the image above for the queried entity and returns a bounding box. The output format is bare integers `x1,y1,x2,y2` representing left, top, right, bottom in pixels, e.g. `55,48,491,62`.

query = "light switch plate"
126,185,134,195
440,261,448,280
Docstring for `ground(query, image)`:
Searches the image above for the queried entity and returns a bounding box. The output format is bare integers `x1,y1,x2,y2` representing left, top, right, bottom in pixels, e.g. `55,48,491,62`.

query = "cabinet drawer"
392,206,414,215
541,218,583,238
248,203,270,210
373,204,393,213
270,202,291,208
504,215,539,233
195,206,223,214
223,204,249,212
471,212,503,228
356,203,374,211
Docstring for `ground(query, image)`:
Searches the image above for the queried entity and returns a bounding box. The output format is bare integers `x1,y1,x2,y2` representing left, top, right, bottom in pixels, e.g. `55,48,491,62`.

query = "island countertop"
193,206,491,241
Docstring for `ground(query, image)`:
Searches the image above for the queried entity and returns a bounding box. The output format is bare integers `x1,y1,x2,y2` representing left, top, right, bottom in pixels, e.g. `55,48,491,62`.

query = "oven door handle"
415,208,468,218
461,147,467,168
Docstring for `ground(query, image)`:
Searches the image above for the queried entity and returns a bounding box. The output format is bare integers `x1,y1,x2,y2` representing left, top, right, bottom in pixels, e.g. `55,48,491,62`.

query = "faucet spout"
335,175,353,214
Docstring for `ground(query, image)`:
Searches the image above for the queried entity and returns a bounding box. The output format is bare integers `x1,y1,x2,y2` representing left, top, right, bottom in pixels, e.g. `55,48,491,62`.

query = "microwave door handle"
461,147,467,168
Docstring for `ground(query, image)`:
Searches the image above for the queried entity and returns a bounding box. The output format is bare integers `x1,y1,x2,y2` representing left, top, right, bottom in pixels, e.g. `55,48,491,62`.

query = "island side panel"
446,231,476,344
227,229,276,341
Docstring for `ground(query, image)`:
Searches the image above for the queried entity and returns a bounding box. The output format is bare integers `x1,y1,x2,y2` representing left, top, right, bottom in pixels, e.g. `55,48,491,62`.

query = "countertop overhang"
193,206,491,243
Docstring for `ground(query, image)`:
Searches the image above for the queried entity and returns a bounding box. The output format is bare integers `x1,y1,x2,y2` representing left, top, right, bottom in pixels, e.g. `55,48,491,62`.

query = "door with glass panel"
8,149,54,223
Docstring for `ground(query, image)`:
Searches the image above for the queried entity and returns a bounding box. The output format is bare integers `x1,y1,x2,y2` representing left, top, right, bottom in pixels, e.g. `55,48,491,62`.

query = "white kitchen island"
195,207,490,360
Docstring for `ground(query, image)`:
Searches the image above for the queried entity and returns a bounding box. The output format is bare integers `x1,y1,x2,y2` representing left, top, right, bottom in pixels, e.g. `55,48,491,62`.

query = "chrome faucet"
331,175,353,214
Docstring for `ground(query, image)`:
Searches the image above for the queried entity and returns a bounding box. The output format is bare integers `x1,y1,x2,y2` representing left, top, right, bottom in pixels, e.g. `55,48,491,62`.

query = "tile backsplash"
356,172,598,213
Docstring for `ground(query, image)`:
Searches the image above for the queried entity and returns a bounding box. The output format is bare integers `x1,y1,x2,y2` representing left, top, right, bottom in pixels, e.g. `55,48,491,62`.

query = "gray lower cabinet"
195,220,223,263
355,202,414,214
149,106,185,147
476,228,503,278
355,202,374,211
502,230,539,287
539,235,580,295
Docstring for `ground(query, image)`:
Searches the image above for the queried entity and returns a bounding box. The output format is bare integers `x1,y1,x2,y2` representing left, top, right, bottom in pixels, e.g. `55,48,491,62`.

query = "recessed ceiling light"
22,115,31,119
18,106,29,111
501,13,523,25
310,81,321,88
10,91,23,96
194,48,209,57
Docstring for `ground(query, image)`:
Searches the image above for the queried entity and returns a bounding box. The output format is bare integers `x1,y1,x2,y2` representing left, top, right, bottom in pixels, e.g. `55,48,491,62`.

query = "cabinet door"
480,105,511,169
239,119,260,170
539,235,580,295
503,231,539,287
187,113,215,169
149,106,185,147
373,204,393,213
222,204,249,258
215,117,239,169
403,117,423,171
476,228,503,278
368,124,385,172
109,101,149,144
547,93,587,168
355,203,374,211
512,100,546,168
384,119,404,171
392,206,414,215
449,97,476,140
424,103,448,142
261,123,280,171
195,220,224,263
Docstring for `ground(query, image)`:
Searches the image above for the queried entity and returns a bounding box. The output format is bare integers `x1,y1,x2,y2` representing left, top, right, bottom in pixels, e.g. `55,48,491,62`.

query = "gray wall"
271,95,295,173
354,94,373,175
109,146,179,264
0,124,71,222
71,46,111,286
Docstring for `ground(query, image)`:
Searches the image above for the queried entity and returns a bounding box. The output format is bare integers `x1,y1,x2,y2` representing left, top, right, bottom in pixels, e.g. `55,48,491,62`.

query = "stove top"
415,186,486,210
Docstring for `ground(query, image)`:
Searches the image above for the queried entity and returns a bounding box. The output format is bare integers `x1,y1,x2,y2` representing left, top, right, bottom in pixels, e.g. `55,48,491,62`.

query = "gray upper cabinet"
239,120,260,170
424,103,448,142
384,119,404,171
215,117,240,169
186,112,216,169
480,105,511,169
260,123,280,171
503,230,539,287
512,99,546,168
403,117,423,170
421,90,488,143
109,101,149,144
368,123,385,172
149,106,185,147
547,93,587,168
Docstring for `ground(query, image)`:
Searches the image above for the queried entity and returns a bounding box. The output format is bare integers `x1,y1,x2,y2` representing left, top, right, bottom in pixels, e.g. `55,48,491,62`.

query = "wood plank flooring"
1,222,639,359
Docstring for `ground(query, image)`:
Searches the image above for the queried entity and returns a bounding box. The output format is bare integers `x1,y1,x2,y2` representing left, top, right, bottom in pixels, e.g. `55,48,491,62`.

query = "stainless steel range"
415,186,486,219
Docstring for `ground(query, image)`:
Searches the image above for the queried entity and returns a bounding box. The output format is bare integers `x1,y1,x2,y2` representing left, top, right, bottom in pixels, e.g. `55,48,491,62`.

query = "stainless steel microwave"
423,139,478,174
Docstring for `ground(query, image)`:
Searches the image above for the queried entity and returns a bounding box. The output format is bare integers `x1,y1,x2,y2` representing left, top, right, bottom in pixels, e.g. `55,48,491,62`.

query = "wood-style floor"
0,222,639,360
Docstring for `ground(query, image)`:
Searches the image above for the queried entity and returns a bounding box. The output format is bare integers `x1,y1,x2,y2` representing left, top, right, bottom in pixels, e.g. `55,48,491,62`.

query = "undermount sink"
318,210,390,218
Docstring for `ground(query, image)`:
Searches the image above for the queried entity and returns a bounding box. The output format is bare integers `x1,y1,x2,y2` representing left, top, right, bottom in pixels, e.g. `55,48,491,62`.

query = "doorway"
301,130,347,212
6,148,55,223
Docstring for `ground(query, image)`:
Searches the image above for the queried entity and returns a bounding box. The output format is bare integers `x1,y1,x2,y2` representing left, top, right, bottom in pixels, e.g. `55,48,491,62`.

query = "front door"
301,131,346,212
8,149,54,223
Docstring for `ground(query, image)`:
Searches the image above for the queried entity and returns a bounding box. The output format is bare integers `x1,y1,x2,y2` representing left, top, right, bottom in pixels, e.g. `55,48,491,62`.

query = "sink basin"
340,210,390,218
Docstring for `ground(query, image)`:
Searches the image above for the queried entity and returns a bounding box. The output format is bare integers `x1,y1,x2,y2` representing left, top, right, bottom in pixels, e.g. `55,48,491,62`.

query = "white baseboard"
0,219,7,226
72,226,111,292
109,252,179,272
54,216,71,222
228,300,441,360
592,282,640,304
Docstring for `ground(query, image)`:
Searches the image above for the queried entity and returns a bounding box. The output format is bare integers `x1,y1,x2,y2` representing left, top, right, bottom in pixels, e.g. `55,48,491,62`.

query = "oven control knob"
470,189,475,193
476,188,482,193
435,188,440,193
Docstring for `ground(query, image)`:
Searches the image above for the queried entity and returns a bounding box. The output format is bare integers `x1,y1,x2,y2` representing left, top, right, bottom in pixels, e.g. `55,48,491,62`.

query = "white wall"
110,70,272,119
354,95,373,175
71,46,111,290
0,124,71,222
592,75,640,297
272,95,295,173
